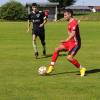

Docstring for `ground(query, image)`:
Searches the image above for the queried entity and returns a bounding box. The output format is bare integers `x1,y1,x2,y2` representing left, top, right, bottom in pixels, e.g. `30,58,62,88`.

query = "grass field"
0,21,100,100
75,12,100,21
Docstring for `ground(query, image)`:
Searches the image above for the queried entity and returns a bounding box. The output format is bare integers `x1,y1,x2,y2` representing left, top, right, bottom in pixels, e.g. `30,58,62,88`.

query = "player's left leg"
32,34,38,58
66,45,86,77
38,29,46,56
46,44,67,74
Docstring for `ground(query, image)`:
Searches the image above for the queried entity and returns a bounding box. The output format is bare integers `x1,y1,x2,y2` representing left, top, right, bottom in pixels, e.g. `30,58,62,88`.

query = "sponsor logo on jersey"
36,14,40,18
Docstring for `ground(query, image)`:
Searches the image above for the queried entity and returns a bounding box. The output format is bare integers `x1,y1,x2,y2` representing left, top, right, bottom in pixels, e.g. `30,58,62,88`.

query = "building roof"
65,6,91,10
73,0,100,6
95,6,100,10
26,2,59,7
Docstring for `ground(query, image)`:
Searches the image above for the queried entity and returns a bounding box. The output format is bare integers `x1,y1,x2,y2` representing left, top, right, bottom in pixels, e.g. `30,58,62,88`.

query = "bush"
0,1,27,21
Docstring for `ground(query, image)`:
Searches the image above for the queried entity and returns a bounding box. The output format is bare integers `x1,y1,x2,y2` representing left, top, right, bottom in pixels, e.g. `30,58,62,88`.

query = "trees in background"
0,1,27,20
0,0,76,21
48,0,76,14
48,0,76,8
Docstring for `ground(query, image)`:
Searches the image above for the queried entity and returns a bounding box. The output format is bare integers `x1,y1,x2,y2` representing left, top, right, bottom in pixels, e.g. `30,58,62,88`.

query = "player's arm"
66,31,75,41
40,17,47,27
40,12,48,27
27,13,31,32
43,17,47,25
60,31,75,43
27,20,31,32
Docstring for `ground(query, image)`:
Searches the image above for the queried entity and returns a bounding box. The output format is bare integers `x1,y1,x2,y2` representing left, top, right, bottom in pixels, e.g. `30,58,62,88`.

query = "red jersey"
68,18,81,45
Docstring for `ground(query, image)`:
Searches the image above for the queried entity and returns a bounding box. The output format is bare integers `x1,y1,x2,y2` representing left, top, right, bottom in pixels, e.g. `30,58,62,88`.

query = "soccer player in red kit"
46,9,86,77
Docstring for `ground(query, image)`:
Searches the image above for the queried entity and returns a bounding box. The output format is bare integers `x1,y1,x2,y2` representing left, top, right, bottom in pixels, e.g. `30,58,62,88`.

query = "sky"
0,0,48,5
0,0,100,6
74,0,100,6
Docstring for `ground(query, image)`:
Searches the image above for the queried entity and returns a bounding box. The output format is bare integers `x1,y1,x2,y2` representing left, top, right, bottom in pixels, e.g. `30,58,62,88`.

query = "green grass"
75,12,100,21
0,21,100,100
59,12,100,21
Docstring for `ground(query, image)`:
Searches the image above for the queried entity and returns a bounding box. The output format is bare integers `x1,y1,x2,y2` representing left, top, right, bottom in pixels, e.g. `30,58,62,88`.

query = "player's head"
32,3,38,12
64,9,73,21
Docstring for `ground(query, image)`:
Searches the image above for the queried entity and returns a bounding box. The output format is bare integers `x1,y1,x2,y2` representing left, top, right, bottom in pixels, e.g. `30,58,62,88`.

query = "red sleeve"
70,20,78,31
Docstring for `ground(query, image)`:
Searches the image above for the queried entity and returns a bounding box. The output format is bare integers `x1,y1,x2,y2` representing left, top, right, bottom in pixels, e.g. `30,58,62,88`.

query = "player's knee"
41,40,45,46
67,55,72,61
32,39,36,43
55,48,59,52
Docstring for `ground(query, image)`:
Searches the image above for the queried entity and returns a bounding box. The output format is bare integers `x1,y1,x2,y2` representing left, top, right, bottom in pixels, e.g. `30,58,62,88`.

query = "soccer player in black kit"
27,3,47,58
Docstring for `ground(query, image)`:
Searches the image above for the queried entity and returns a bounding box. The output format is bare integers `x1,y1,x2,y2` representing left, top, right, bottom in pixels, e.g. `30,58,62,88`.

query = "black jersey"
28,11,46,30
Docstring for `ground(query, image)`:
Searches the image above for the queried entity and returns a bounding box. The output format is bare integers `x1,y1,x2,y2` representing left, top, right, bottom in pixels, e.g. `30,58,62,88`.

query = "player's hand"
39,24,44,27
60,40,66,43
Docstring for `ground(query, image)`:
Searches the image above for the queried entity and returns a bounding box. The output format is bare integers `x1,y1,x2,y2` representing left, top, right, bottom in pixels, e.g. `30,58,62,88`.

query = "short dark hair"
32,3,37,7
64,9,73,16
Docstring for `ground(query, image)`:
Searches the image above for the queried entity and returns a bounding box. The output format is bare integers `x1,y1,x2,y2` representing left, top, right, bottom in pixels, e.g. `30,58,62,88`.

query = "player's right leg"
46,44,67,74
67,45,86,77
32,34,38,58
38,30,46,56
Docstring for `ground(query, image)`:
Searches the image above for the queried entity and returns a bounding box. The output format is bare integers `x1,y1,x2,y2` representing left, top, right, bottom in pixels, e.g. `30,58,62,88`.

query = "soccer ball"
38,66,47,75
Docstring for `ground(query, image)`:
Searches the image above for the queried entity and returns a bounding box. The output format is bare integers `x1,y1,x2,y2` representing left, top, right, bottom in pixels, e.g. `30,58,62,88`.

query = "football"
38,66,47,75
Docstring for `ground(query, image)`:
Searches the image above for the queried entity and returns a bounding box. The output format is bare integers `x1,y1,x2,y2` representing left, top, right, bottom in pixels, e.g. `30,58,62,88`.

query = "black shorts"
32,28,45,44
68,44,81,56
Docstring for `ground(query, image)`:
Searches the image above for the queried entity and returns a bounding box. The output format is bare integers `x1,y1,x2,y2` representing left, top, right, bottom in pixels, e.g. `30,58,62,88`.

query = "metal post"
54,6,58,21
28,6,30,14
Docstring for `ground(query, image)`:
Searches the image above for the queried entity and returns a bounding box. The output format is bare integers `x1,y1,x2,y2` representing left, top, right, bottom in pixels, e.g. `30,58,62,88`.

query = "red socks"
51,51,80,69
69,58,80,68
51,51,59,62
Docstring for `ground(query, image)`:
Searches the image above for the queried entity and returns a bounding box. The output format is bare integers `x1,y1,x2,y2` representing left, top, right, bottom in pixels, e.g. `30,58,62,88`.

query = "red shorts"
62,41,81,55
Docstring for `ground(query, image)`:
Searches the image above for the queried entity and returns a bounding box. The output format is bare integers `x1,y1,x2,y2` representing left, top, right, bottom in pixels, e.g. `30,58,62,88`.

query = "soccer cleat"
80,68,86,77
43,50,46,56
35,52,39,59
46,65,54,74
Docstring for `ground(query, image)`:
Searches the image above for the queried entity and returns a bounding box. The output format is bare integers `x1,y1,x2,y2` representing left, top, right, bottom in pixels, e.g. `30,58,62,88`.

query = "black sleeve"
42,12,45,17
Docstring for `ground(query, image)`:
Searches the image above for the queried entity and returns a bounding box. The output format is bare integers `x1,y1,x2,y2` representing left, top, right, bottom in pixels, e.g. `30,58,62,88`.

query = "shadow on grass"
76,69,100,76
48,71,79,76
37,53,67,59
86,69,100,75
35,54,52,59
46,69,100,76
